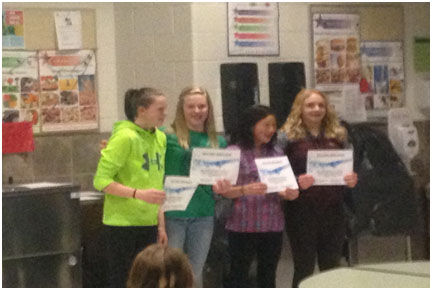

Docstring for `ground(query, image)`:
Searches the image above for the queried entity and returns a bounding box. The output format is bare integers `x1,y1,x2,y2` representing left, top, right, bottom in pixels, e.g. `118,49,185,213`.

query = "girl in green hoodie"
93,87,167,288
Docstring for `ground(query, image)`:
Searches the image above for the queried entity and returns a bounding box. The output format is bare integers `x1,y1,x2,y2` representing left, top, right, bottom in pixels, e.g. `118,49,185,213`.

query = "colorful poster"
228,2,279,56
313,14,361,91
2,10,24,49
39,50,97,132
2,51,40,132
54,11,82,50
360,42,404,112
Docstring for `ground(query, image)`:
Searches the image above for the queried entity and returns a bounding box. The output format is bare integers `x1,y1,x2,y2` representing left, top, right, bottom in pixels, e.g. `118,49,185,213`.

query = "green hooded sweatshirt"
93,120,166,226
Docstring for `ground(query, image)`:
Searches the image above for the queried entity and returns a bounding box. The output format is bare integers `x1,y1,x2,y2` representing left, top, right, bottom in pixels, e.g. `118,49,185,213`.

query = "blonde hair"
280,88,346,141
127,244,193,288
169,86,219,149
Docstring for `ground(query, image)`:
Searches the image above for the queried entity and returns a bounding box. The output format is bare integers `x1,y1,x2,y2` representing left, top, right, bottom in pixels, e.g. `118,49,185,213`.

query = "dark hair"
124,87,164,121
127,244,193,288
230,104,277,150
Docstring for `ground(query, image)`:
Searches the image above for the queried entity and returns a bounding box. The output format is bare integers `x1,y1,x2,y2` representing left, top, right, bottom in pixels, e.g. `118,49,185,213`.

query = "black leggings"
284,201,346,287
227,231,283,288
103,225,158,288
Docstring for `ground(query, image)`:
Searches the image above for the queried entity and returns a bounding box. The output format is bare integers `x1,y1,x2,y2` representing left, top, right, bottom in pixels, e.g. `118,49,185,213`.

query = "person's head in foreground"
127,244,193,288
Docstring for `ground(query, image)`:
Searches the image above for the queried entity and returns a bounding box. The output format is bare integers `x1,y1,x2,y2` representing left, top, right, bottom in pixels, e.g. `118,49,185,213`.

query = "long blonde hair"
280,88,346,141
169,86,219,149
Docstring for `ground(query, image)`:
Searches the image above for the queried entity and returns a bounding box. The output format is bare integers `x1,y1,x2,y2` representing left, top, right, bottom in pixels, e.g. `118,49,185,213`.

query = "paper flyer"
54,11,82,50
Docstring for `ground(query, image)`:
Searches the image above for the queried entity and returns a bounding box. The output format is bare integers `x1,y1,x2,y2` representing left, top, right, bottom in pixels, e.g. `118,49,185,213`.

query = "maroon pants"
284,200,346,287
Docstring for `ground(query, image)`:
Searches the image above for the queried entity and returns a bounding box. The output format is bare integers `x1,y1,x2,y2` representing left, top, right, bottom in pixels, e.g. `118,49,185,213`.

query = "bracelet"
132,188,137,198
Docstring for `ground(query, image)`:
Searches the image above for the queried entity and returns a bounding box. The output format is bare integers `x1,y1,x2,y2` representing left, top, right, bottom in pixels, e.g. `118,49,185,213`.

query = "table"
299,261,429,288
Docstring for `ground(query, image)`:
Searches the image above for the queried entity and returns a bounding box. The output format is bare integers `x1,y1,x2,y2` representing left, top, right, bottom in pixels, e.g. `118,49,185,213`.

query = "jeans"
165,216,214,287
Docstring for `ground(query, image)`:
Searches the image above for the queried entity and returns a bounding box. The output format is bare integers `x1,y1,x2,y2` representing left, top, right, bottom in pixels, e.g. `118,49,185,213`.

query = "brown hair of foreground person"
127,243,193,288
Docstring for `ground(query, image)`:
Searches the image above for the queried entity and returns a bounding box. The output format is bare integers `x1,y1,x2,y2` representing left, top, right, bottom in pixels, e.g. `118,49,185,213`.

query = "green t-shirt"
93,120,166,226
164,130,227,218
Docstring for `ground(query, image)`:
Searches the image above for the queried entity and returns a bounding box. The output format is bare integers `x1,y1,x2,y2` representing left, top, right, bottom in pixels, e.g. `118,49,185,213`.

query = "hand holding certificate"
306,149,353,186
162,176,197,212
190,148,240,185
255,156,298,193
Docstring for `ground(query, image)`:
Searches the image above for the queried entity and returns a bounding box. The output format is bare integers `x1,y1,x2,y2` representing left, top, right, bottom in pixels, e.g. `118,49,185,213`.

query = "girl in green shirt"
164,86,227,287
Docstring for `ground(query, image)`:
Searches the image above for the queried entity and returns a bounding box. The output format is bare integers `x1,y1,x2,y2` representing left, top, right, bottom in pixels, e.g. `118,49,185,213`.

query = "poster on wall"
39,50,98,132
2,10,25,49
2,51,41,132
360,41,404,113
227,2,279,56
312,13,361,91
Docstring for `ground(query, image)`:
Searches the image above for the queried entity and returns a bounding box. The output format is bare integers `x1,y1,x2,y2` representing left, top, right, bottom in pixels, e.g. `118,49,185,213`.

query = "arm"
214,182,267,199
157,209,168,246
103,182,165,204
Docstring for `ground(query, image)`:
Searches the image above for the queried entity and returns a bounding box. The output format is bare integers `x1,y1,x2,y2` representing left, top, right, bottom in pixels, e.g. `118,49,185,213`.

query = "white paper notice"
54,11,82,50
342,84,367,122
307,149,353,185
190,148,240,185
255,156,298,193
162,176,197,212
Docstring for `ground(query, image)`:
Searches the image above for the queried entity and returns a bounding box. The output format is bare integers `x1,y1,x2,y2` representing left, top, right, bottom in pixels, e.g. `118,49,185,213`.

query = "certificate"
306,149,353,185
162,176,197,212
190,148,240,185
255,156,298,193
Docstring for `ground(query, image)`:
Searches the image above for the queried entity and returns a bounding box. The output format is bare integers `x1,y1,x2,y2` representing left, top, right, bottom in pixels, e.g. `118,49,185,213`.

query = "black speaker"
220,63,259,136
268,62,305,128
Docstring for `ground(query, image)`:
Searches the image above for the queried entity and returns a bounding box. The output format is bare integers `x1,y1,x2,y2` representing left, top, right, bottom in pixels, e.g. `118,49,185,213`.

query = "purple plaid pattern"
225,145,285,233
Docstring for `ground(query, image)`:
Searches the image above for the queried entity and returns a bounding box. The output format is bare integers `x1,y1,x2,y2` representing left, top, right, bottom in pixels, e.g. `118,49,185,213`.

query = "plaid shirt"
225,144,285,233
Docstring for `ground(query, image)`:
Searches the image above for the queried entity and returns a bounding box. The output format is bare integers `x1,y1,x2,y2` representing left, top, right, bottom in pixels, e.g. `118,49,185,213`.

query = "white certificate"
190,148,240,185
255,156,298,193
306,149,353,186
162,176,197,212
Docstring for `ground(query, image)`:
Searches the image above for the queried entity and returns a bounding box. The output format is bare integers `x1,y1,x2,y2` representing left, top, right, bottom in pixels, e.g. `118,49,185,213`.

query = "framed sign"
227,2,279,56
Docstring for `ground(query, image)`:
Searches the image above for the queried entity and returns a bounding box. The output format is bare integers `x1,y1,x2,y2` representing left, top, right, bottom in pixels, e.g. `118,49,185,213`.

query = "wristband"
132,188,137,198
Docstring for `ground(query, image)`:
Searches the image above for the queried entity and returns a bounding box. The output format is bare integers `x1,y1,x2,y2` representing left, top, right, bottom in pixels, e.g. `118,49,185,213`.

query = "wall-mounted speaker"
220,63,259,137
268,62,305,128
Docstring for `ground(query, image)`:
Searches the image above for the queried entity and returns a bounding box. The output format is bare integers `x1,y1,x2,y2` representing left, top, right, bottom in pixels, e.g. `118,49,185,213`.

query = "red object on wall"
2,122,35,154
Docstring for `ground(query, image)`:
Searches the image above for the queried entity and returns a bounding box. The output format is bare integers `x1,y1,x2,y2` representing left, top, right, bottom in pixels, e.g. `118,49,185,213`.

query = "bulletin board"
2,7,98,133
310,4,405,122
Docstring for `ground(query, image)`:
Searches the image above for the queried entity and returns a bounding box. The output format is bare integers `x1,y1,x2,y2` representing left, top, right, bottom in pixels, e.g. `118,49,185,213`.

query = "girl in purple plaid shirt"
213,105,299,288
